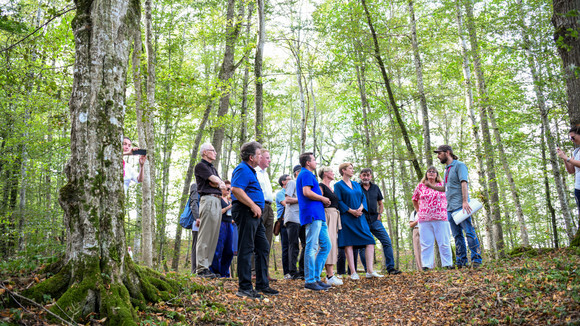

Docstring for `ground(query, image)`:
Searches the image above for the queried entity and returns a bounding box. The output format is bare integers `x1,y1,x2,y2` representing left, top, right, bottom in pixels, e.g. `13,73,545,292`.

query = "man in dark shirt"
359,168,401,275
231,141,278,299
194,143,226,278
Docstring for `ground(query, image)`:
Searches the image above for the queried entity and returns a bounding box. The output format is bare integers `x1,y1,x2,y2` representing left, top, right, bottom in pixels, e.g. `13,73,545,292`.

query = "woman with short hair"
334,162,382,280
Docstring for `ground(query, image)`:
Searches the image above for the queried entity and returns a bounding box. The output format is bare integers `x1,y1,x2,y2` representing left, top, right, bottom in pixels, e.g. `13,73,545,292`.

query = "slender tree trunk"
239,1,254,148
212,0,244,166
361,0,422,180
454,0,494,251
254,0,265,144
541,124,559,248
354,56,372,167
310,77,318,157
463,0,504,256
171,100,213,270
407,0,432,166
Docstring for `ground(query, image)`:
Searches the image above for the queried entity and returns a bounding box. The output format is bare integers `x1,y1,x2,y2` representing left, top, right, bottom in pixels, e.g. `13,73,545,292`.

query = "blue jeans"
210,221,235,277
304,220,331,284
365,219,395,271
448,209,482,266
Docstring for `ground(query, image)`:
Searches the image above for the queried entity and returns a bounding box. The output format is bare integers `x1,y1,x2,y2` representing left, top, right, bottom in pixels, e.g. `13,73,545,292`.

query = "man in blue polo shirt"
231,141,279,299
428,145,482,269
296,152,332,291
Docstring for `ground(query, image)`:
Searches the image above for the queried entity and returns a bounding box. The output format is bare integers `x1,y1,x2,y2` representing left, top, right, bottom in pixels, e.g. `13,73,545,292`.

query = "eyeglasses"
427,171,437,174
571,135,576,141
226,188,231,191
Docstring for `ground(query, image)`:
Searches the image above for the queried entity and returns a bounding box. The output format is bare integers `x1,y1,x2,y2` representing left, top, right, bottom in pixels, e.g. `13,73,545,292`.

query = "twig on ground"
0,282,76,326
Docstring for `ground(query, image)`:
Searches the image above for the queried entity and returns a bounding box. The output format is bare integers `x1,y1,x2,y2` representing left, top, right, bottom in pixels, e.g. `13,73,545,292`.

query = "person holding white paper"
427,145,482,269
412,166,452,270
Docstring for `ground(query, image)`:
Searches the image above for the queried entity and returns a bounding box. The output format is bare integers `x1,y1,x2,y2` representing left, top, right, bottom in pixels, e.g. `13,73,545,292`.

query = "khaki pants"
325,207,341,265
412,228,422,270
196,195,221,273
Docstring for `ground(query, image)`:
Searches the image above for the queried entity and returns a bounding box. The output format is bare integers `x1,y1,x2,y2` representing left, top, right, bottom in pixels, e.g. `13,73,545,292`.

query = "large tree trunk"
212,0,243,166
463,0,505,256
553,0,580,126
454,0,494,249
23,1,178,323
254,0,265,144
361,0,422,180
407,0,432,166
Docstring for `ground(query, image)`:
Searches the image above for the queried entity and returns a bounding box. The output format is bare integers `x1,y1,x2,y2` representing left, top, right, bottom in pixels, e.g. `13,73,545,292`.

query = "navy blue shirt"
231,161,265,210
296,168,325,225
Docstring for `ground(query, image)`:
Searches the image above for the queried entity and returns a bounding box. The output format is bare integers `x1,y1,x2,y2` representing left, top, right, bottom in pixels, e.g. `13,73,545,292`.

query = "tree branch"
0,5,76,54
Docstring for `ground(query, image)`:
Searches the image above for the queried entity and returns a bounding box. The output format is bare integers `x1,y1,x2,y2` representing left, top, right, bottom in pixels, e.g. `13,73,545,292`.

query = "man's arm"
232,187,262,218
285,196,298,204
425,180,445,192
303,186,331,206
377,199,384,221
208,175,226,189
461,181,472,214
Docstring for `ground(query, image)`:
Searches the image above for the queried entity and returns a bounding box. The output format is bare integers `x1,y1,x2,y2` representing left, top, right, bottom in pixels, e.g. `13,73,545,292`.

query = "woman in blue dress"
334,163,382,280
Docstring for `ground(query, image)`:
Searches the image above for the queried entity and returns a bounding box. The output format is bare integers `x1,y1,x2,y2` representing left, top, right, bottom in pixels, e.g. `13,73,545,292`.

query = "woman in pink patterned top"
412,166,453,270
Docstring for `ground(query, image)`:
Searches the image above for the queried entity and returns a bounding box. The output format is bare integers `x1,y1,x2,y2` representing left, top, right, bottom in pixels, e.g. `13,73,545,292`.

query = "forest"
0,0,579,324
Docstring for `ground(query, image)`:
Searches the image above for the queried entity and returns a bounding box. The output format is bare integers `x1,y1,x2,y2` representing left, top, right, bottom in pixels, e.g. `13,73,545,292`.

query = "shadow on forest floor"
1,247,579,325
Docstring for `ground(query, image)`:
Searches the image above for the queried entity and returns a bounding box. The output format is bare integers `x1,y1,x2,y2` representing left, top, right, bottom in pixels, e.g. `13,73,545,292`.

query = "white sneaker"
350,273,360,280
366,271,385,278
326,275,343,286
284,273,292,280
335,274,343,279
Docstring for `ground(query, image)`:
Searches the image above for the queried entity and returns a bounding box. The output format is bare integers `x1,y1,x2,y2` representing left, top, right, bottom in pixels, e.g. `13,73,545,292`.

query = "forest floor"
1,247,579,325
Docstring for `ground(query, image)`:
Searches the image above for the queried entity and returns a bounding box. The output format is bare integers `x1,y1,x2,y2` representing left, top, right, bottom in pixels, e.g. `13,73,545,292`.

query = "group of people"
124,137,485,299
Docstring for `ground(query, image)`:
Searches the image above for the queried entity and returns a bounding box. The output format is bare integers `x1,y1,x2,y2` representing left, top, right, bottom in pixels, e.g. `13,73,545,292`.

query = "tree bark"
23,1,178,323
354,55,372,167
361,0,422,180
407,0,432,166
212,0,244,166
254,0,265,144
463,0,505,255
553,0,580,126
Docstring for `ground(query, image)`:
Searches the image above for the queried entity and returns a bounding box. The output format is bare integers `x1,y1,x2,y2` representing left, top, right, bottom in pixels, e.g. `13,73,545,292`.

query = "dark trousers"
299,224,306,275
286,222,302,276
233,202,270,291
280,224,290,275
210,222,234,277
191,230,198,274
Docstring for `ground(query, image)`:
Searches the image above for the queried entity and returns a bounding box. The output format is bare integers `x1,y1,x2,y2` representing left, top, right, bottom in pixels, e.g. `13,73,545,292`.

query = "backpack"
179,198,194,229
179,183,199,229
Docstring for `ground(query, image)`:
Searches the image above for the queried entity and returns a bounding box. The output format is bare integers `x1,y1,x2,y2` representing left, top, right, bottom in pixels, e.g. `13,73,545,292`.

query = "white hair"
200,143,213,156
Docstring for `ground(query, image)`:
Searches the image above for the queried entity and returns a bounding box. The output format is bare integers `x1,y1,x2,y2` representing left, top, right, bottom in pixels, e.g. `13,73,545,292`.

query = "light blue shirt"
443,160,469,212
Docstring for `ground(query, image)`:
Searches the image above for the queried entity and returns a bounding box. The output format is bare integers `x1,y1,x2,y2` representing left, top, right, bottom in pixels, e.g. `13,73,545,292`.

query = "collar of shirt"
256,166,274,202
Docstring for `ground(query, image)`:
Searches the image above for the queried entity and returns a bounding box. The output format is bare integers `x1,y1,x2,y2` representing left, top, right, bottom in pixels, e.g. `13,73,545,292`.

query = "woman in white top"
557,126,580,215
122,137,146,193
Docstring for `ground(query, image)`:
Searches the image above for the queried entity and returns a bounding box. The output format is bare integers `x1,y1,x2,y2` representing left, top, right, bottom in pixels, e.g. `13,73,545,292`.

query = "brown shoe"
268,276,278,282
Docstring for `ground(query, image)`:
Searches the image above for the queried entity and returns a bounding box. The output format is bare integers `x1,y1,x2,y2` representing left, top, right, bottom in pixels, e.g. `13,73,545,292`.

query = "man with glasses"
429,145,482,269
194,143,226,278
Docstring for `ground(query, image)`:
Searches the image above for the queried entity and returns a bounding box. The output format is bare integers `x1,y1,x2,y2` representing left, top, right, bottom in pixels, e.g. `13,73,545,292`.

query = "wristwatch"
567,157,572,163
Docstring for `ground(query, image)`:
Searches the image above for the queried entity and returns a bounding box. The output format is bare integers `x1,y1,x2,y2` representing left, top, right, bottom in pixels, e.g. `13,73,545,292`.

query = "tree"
22,1,177,323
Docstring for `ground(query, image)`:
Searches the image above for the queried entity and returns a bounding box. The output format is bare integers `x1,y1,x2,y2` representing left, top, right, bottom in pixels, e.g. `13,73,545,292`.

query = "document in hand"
451,199,483,225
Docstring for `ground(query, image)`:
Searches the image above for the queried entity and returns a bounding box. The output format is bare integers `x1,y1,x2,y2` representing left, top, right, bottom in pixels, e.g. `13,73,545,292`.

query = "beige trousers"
196,195,221,273
412,228,422,270
325,207,341,265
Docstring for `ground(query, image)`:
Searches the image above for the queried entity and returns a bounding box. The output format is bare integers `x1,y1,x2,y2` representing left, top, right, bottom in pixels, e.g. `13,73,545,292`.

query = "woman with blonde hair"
411,166,453,270
318,167,343,286
334,162,383,279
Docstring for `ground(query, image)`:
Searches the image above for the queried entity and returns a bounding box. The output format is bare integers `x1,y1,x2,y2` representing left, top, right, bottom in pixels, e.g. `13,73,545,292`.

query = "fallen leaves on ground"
1,249,579,325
